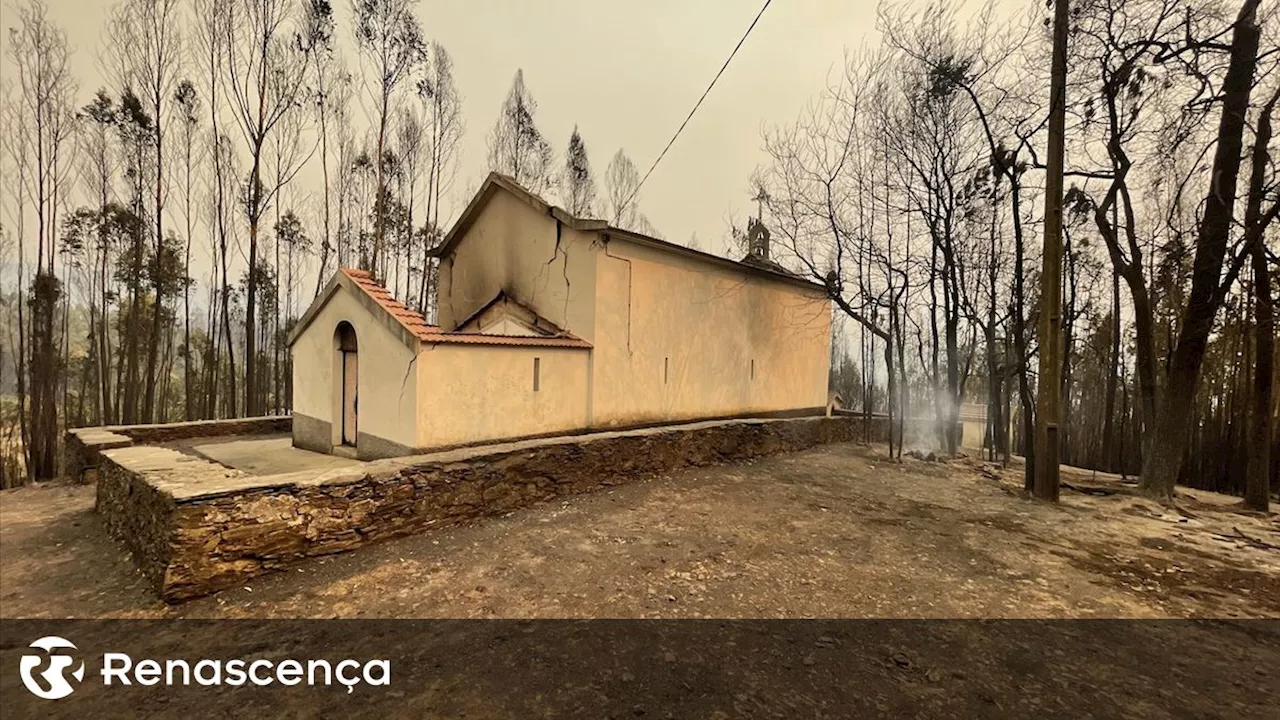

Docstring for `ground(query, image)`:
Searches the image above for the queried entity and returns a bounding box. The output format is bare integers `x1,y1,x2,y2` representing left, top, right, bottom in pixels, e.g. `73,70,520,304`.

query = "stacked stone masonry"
95,415,888,602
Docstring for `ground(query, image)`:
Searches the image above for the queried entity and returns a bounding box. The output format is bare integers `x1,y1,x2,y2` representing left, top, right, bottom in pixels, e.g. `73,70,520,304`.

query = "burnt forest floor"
3,441,1276,620
4,443,1279,719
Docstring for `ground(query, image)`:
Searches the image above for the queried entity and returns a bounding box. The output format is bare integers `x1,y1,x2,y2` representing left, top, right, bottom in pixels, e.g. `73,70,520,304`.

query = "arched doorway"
335,322,358,447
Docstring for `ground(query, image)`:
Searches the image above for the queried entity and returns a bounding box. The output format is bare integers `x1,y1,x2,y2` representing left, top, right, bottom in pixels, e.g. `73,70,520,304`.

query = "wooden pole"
1035,0,1069,502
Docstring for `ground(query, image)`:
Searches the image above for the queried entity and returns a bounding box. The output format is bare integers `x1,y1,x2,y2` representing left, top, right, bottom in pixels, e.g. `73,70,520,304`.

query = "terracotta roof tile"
338,267,591,350
417,331,592,349
340,267,436,341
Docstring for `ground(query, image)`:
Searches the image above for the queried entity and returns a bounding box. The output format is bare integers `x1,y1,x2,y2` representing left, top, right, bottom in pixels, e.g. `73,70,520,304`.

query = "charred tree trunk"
1010,175,1035,490
245,144,262,419
1103,269,1120,472
29,272,60,480
1244,86,1278,511
1141,0,1260,502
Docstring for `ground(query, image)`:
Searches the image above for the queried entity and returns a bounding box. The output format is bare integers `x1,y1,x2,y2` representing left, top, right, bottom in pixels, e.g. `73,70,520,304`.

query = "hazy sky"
2,0,901,256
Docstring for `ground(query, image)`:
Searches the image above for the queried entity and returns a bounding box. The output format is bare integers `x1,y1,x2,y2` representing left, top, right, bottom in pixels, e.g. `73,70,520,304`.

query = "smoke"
900,389,957,455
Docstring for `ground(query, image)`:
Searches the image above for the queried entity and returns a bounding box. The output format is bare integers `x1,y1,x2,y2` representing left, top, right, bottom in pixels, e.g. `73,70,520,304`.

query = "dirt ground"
1,442,1277,620
3,442,1279,718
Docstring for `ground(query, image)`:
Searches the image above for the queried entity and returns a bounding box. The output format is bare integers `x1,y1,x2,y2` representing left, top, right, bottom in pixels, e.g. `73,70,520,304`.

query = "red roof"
417,331,591,348
339,268,591,349
340,268,436,340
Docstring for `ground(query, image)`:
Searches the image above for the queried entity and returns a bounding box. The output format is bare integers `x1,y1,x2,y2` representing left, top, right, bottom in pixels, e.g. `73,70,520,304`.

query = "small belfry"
747,216,771,260
747,187,772,260
740,187,792,277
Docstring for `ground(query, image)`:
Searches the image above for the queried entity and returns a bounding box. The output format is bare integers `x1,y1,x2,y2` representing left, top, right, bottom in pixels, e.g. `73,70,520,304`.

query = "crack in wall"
604,236,634,355
534,210,572,333
400,352,418,400
556,218,572,329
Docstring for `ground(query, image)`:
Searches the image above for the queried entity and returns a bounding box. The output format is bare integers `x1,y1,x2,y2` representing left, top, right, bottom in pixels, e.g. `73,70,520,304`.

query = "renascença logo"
17,636,391,699
20,636,86,700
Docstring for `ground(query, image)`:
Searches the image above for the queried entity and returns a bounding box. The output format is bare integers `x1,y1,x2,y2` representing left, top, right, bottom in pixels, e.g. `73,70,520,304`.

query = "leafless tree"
353,0,426,277
392,102,423,299
1073,0,1269,501
1242,84,1279,511
223,0,317,416
752,49,905,455
561,125,596,217
882,0,1045,480
174,79,201,420
486,69,554,195
6,0,77,479
267,94,316,413
416,41,463,318
604,149,641,228
104,0,182,422
305,0,346,296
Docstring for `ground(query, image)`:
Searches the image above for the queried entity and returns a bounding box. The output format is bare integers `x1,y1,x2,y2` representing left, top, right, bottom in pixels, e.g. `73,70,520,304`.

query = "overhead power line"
620,0,774,215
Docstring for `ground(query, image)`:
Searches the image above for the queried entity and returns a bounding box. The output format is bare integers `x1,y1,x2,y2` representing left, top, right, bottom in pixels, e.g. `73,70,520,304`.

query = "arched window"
336,321,358,352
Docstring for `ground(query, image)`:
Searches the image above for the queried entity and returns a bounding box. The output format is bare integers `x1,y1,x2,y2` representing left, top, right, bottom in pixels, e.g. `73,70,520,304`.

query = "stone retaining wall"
95,446,251,590
98,415,888,602
96,460,172,586
65,429,133,483
112,416,292,443
67,416,291,482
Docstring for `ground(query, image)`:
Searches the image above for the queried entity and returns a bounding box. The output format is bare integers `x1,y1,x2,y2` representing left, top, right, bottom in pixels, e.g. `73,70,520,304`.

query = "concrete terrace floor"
175,433,360,476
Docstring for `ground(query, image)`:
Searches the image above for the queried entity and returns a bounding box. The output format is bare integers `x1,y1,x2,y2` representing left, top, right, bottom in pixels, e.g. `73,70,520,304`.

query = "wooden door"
342,351,358,445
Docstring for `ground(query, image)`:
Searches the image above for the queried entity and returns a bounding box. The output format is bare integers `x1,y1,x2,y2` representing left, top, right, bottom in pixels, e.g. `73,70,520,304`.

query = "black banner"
2,620,1278,718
